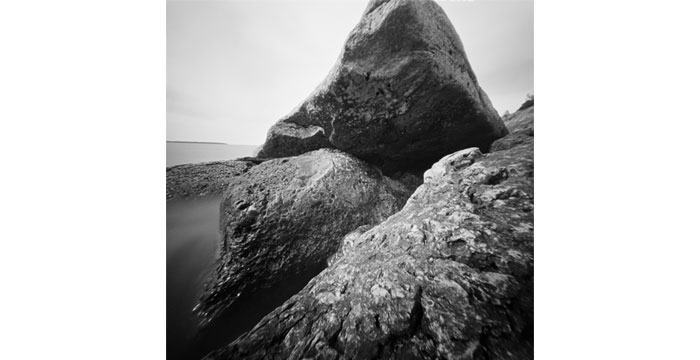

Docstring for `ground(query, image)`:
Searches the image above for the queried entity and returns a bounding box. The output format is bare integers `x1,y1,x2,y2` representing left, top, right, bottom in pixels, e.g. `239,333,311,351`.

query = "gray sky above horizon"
167,0,533,145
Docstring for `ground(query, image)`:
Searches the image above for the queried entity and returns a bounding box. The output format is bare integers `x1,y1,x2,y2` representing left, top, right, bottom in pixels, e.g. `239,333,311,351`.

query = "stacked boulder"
204,103,534,360
257,0,507,174
196,149,412,325
172,0,535,359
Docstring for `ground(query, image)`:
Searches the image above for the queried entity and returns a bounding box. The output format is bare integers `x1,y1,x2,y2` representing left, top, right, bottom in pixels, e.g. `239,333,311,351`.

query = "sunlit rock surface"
196,149,412,326
205,107,534,360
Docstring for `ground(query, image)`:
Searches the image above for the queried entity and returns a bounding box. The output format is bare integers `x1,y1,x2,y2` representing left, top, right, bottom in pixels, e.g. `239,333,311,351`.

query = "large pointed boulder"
257,0,508,173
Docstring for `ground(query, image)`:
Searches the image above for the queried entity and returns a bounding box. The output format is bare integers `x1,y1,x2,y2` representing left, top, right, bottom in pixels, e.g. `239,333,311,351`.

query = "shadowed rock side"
258,0,508,173
205,110,534,359
390,171,424,195
167,160,260,200
196,149,412,326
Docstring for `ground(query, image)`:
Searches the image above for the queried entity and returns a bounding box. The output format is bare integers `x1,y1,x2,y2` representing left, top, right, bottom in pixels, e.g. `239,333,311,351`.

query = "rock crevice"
166,1,534,358
196,149,412,327
203,104,534,359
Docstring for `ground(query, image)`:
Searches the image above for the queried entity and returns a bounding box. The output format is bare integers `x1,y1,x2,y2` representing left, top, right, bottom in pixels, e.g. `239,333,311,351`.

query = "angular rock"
205,109,534,359
196,149,412,325
491,103,533,152
516,97,533,112
166,159,261,200
257,0,508,173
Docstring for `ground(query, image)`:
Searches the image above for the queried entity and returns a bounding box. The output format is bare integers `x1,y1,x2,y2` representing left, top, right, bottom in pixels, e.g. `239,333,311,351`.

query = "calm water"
167,142,321,359
167,142,258,167
167,200,324,360
167,197,220,360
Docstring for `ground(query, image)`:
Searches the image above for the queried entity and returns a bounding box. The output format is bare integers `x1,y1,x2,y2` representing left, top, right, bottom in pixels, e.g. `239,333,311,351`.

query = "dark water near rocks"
167,198,220,360
167,198,326,359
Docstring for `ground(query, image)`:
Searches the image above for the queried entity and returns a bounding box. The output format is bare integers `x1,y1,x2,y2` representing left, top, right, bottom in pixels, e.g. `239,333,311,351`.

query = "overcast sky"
167,0,533,145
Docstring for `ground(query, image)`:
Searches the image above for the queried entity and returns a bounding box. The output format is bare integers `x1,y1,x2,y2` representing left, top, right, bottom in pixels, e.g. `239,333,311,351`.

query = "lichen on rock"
196,149,412,326
204,106,534,360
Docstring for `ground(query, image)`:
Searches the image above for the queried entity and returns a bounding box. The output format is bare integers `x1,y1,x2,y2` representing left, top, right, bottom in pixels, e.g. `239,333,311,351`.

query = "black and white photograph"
4,0,700,359
167,0,533,359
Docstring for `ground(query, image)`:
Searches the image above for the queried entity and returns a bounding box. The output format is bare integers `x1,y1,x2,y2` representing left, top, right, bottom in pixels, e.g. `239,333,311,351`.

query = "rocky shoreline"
166,158,265,201
167,0,534,358
201,102,533,360
195,149,413,326
165,102,534,359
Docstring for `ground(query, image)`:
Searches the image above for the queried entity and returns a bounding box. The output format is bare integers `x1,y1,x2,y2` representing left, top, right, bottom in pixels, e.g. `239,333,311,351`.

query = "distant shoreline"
167,142,260,167
167,141,261,148
167,140,229,145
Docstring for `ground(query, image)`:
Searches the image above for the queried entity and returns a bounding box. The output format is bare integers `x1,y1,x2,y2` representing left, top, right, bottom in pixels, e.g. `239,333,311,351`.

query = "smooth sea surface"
167,142,258,167
168,143,256,359
167,197,220,360
167,142,317,359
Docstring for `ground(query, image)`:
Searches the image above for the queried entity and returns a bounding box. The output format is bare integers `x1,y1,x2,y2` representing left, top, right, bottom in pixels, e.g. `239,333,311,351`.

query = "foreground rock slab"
257,0,507,173
196,149,412,326
166,159,261,200
205,109,534,359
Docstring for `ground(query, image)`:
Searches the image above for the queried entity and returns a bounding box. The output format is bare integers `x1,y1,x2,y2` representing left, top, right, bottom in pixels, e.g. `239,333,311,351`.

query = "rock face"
205,108,534,359
491,102,533,152
196,149,412,325
516,97,533,112
166,159,261,200
257,0,508,173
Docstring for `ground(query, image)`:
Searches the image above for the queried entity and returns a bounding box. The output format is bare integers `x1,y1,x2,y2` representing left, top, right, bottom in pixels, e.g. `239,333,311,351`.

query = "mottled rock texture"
166,159,261,200
491,102,533,152
205,108,534,359
257,0,507,173
516,98,533,112
196,149,412,326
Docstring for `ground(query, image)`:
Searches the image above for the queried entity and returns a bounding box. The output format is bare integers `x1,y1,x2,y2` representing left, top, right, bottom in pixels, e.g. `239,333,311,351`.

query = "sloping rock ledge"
203,105,534,360
166,158,265,200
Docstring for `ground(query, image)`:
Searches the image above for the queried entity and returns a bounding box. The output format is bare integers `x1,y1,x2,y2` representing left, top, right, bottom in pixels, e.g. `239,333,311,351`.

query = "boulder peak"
258,0,507,173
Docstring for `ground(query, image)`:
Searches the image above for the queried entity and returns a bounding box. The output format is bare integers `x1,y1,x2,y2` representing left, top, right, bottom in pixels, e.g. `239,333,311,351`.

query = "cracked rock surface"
196,149,412,326
257,0,507,173
204,107,534,359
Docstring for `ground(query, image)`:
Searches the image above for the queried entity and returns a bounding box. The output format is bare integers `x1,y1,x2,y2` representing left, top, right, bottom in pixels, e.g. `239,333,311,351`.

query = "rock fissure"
196,149,412,327
168,1,534,358
202,100,534,359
